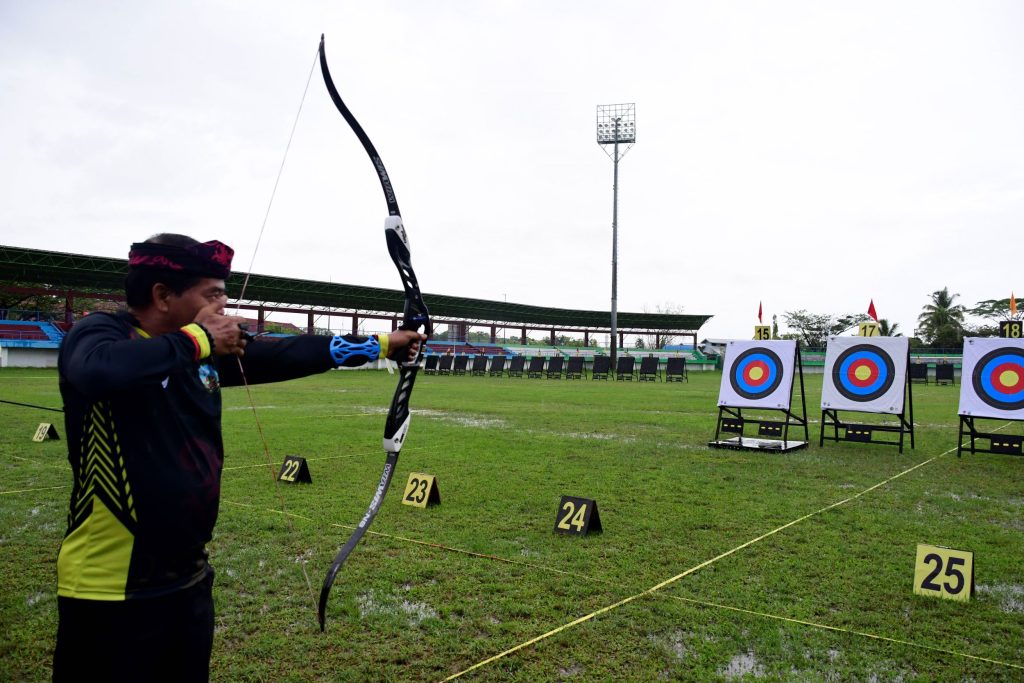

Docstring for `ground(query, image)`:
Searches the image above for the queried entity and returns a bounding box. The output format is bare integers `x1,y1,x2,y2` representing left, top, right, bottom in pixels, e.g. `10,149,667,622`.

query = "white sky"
1,2,1021,341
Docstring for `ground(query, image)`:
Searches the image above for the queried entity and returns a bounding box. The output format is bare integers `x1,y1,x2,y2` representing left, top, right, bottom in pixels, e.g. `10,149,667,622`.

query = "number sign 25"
913,544,974,602
554,496,603,536
402,472,440,508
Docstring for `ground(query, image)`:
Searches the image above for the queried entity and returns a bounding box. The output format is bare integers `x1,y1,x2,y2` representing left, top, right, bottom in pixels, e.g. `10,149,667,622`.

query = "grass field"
2,366,1023,681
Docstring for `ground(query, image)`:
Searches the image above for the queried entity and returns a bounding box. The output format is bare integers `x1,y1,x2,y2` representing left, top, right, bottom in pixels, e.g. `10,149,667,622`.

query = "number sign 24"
913,544,974,602
554,495,603,536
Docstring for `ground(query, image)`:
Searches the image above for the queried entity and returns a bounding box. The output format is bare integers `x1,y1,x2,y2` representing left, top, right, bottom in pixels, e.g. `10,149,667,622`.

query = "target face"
820,336,909,415
833,344,896,402
730,347,784,399
717,340,797,409
971,348,1024,411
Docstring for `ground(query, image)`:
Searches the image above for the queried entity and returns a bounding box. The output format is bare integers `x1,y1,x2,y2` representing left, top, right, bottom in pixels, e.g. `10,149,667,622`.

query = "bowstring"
232,45,320,618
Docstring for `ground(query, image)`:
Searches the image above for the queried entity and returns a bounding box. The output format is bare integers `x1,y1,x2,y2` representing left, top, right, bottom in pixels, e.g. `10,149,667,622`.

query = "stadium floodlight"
596,103,635,367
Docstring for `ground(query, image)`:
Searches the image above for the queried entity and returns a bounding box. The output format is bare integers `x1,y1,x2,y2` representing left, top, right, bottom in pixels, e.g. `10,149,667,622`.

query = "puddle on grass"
356,589,439,625
720,650,765,679
976,583,1024,614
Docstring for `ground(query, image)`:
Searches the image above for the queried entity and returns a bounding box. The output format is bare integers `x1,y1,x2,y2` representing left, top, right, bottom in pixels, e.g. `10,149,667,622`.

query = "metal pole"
610,117,620,367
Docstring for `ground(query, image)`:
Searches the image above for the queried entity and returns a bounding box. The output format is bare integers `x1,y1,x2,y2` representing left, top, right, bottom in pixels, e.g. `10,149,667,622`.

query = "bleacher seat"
527,356,546,378
546,356,564,379
639,356,660,381
508,356,526,378
666,357,688,382
438,355,453,375
470,356,488,376
489,356,507,377
424,355,440,375
935,364,956,385
453,356,468,376
909,363,928,384
616,356,636,381
592,356,610,380
566,357,585,379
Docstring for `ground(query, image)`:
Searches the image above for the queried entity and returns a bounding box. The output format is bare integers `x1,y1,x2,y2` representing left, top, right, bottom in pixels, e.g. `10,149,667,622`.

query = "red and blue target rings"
833,344,895,402
972,347,1024,411
729,347,783,400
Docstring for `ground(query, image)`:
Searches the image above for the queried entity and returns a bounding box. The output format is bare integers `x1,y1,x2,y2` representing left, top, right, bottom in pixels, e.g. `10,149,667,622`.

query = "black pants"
53,572,214,683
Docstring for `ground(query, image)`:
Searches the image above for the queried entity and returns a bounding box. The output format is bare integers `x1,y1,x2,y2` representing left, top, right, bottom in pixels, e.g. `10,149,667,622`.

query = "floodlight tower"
596,103,635,367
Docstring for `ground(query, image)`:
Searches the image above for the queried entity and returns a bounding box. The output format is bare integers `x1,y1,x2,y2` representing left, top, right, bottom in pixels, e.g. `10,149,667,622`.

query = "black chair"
546,356,564,379
639,355,660,381
616,356,636,381
471,356,488,376
666,357,688,382
508,356,526,378
592,356,611,380
452,355,468,376
438,355,453,375
909,363,929,384
489,356,507,377
424,355,439,375
527,356,546,378
935,364,956,385
566,357,585,379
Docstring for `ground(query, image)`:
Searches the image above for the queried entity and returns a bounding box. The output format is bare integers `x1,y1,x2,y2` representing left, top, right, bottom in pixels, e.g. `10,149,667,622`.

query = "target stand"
819,337,914,453
956,337,1024,457
819,335,917,454
709,340,809,452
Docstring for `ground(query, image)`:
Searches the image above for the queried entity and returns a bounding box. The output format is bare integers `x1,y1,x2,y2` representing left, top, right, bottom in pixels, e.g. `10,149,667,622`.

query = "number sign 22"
913,544,974,602
277,455,312,484
402,472,440,508
554,496,603,536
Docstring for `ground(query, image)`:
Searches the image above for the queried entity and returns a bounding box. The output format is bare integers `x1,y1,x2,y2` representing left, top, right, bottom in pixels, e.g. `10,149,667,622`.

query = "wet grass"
2,366,1022,681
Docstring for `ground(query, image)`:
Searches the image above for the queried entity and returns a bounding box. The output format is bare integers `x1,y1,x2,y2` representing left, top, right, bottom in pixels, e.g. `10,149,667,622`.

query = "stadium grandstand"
0,245,713,368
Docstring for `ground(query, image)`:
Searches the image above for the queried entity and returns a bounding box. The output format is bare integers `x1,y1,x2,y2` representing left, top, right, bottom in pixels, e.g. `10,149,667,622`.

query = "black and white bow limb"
316,34,432,632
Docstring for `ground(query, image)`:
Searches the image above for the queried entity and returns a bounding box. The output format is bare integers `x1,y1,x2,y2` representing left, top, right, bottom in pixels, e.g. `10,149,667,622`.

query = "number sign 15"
913,544,974,602
402,472,440,508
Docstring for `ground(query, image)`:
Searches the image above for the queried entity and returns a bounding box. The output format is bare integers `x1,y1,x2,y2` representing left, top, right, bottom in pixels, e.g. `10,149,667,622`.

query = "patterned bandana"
128,240,234,279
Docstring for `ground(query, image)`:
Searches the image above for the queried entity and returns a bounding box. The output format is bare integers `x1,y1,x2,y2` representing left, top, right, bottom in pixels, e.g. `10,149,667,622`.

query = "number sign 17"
913,544,974,602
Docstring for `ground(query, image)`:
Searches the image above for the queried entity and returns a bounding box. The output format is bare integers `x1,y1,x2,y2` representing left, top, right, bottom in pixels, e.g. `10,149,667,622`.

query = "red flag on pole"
867,299,878,322
758,301,763,324
1011,292,1017,317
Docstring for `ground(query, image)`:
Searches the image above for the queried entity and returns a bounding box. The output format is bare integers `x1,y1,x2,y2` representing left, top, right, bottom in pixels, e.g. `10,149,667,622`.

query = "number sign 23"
554,496,603,536
402,473,440,508
913,544,974,602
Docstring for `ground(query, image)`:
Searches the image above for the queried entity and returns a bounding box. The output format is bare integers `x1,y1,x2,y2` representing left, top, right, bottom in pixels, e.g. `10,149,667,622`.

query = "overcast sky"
1,2,1021,341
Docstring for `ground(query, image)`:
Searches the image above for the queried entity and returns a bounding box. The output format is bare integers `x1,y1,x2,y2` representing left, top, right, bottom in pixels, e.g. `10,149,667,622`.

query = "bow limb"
316,34,432,632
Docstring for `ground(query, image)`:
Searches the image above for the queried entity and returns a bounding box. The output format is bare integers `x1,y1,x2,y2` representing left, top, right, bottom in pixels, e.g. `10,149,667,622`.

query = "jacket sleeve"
59,315,212,399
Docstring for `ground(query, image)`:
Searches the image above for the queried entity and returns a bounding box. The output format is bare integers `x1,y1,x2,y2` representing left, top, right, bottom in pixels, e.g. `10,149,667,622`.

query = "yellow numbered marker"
858,322,880,337
913,544,974,602
402,472,440,508
753,326,771,340
32,423,59,442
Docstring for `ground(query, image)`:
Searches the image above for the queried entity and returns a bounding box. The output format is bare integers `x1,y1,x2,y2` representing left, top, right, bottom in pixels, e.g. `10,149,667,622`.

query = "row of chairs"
909,363,956,385
423,355,688,382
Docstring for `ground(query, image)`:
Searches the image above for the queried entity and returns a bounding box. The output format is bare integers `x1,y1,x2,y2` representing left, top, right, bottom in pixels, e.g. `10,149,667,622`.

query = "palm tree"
917,287,965,347
877,319,901,336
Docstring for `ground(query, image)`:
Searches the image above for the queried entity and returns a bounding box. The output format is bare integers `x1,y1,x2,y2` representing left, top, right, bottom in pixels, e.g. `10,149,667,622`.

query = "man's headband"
128,240,234,279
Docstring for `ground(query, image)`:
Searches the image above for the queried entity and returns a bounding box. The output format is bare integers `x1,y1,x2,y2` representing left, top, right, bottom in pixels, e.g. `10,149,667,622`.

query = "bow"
316,34,432,632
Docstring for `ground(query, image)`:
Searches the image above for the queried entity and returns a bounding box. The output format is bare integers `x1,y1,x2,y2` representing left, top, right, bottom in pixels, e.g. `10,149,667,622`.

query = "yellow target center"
1000,369,1021,388
855,366,873,381
748,367,764,381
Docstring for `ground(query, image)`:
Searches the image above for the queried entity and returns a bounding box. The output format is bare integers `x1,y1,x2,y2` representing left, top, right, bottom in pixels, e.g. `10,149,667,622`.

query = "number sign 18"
913,544,974,602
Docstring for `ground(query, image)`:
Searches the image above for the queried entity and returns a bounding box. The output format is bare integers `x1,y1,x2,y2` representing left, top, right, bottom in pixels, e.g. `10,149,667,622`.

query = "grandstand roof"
0,245,711,332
